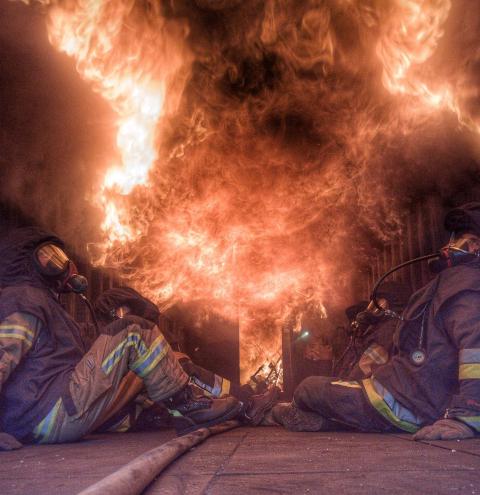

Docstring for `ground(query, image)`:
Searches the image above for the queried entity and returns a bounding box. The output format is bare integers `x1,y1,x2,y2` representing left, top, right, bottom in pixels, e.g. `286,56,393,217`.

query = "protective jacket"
0,285,85,439
0,228,86,440
367,262,480,433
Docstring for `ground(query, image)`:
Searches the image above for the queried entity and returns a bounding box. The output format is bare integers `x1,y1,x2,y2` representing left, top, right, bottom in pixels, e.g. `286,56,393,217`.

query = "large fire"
24,0,480,381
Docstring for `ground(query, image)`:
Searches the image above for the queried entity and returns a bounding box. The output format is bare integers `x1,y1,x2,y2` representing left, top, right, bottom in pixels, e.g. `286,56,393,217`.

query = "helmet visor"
34,243,70,277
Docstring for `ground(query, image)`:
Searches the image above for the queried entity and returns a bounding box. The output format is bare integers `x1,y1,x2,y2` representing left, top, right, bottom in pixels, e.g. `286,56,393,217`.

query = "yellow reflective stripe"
0,324,35,340
135,346,169,377
132,335,169,377
211,375,223,396
102,333,139,366
457,416,480,432
221,378,231,396
331,380,362,389
364,344,388,365
362,378,419,433
0,324,35,344
0,333,33,345
102,333,147,375
459,364,480,380
106,414,132,433
33,398,63,443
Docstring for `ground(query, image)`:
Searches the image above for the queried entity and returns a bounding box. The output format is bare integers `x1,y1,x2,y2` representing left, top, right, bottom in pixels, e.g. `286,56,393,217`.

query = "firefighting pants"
176,354,252,400
293,376,400,432
31,322,189,444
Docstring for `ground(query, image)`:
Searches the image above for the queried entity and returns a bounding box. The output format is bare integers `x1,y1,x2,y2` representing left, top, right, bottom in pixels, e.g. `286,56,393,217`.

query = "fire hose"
77,420,240,495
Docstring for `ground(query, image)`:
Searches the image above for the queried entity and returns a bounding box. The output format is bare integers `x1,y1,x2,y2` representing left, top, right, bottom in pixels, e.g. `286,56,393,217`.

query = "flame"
29,0,480,383
377,0,451,104
44,0,190,245
376,0,480,133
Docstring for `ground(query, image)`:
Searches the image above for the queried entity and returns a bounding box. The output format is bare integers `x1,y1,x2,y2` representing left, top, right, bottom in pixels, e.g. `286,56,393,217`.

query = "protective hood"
0,227,64,289
94,287,160,325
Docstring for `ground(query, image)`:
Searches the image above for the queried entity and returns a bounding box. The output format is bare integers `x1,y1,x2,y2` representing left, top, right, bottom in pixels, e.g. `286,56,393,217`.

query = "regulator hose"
370,253,440,318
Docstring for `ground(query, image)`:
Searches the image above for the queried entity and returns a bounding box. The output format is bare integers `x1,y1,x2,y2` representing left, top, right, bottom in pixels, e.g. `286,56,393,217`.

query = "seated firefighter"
334,281,411,381
0,227,242,450
272,203,480,441
93,287,278,429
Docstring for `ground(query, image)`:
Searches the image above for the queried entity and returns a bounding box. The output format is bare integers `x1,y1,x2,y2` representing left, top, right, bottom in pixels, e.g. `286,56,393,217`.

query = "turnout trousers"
31,323,189,443
293,376,403,432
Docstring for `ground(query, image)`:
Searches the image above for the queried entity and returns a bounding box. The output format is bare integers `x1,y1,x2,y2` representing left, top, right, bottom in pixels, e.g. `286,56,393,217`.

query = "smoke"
2,0,480,377
0,1,112,244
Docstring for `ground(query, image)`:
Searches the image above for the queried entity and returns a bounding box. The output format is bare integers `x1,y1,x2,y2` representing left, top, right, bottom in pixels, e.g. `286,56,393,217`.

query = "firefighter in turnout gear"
94,286,279,427
272,203,480,440
0,228,241,449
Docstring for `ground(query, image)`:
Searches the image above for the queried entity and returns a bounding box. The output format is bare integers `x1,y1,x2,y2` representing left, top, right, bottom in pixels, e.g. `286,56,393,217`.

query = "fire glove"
413,419,475,441
0,432,23,451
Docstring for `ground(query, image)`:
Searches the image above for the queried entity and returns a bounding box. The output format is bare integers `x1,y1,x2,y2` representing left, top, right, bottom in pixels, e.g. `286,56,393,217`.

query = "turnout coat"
369,262,480,432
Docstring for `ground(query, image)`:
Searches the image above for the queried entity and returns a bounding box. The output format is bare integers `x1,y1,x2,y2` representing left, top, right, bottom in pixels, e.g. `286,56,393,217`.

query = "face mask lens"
454,237,475,253
35,244,69,277
443,234,480,256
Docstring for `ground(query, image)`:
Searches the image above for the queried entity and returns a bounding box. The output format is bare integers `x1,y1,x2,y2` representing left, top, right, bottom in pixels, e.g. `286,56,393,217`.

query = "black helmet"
444,202,480,236
94,287,160,325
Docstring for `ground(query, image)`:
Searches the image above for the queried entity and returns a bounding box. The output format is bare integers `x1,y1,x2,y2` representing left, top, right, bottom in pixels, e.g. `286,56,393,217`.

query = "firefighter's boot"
242,386,280,426
165,384,242,435
271,402,328,432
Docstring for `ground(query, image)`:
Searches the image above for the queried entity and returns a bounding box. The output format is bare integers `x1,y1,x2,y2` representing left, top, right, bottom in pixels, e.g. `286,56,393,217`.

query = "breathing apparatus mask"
33,242,100,334
427,233,480,273
33,242,88,294
352,298,388,332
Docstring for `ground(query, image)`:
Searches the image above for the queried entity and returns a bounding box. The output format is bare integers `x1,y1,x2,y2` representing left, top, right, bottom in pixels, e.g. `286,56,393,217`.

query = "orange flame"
44,0,190,245
376,0,480,133
32,0,480,383
377,0,451,105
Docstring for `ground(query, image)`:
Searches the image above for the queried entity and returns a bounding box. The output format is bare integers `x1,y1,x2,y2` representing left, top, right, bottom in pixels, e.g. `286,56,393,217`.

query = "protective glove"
0,432,23,451
413,419,475,441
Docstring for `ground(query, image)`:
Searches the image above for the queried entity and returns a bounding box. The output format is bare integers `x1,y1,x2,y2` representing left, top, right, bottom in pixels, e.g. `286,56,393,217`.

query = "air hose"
370,253,440,317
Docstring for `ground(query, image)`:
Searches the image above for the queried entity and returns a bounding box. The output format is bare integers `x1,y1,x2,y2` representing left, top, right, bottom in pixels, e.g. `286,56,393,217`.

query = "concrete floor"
1,427,480,494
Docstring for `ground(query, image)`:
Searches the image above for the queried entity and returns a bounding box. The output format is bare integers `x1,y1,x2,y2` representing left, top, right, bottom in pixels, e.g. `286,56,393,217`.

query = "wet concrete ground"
1,427,480,494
